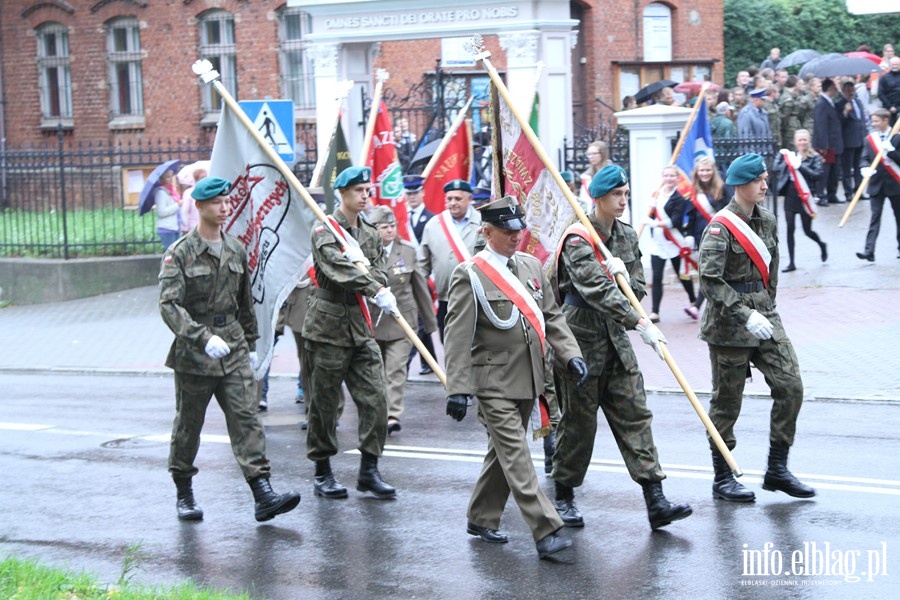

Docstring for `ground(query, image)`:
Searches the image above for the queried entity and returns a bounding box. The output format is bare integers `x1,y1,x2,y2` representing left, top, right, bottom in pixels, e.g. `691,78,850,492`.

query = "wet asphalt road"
1,372,899,599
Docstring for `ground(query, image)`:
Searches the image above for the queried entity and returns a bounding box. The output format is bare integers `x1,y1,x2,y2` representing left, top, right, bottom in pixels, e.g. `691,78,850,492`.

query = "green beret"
191,177,232,201
560,170,575,183
443,179,472,194
725,153,767,185
334,166,371,190
369,205,396,225
589,164,628,198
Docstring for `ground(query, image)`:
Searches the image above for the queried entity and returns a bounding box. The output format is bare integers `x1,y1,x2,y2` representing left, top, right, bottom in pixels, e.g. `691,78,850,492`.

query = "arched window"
36,22,73,122
643,3,672,63
106,17,143,121
198,9,236,113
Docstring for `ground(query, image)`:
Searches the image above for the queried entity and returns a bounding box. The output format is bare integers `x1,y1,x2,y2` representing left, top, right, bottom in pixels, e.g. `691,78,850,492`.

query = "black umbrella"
799,55,880,79
778,48,821,69
634,80,679,105
138,159,181,216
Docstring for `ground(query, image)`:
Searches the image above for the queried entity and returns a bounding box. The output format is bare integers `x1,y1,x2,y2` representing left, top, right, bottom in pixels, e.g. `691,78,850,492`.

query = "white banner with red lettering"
209,101,317,378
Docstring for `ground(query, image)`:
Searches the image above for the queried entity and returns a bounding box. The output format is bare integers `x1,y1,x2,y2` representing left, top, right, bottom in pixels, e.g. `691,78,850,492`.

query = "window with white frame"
643,3,672,63
278,7,315,110
36,22,73,122
198,10,236,113
106,17,143,119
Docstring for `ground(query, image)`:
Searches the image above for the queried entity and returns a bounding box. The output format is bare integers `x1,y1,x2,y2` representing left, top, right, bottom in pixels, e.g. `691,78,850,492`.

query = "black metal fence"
0,123,317,259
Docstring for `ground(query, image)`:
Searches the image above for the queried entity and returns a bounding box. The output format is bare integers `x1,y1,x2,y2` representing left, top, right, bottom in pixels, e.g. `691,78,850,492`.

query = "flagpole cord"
468,39,741,476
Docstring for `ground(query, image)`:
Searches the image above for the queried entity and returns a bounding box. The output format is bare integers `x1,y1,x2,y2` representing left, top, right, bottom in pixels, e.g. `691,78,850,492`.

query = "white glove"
788,152,802,169
636,321,667,360
374,287,399,316
882,139,895,153
342,246,370,266
745,310,774,340
861,166,875,179
602,256,630,283
205,335,231,359
249,351,258,371
685,235,696,250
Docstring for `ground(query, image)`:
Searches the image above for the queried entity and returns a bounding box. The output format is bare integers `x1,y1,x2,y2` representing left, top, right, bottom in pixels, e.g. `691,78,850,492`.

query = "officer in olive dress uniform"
698,153,816,502
159,177,300,522
443,196,589,559
369,206,437,434
302,166,399,500
552,165,693,531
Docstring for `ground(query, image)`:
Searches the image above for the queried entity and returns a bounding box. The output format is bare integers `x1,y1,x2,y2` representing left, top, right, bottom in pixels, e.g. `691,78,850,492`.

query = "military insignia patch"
710,227,721,235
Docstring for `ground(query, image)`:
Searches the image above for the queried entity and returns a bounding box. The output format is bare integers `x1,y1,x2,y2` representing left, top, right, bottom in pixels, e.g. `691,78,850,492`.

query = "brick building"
0,0,722,159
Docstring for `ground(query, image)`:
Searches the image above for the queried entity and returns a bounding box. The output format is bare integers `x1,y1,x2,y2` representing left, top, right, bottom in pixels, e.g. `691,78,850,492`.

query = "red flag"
422,121,473,215
366,100,411,241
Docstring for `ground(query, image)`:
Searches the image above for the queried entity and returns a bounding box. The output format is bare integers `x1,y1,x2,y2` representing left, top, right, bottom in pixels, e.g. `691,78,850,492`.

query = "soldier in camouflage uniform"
303,166,398,500
798,77,819,137
552,165,692,531
698,153,816,503
159,177,300,522
764,85,782,149
779,76,802,152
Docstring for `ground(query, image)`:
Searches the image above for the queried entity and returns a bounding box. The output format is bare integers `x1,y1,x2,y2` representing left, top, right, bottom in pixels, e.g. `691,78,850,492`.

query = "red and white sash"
437,210,473,263
709,209,771,289
326,216,374,333
867,132,900,184
781,150,816,217
653,198,697,276
471,251,545,352
554,222,614,282
691,190,716,224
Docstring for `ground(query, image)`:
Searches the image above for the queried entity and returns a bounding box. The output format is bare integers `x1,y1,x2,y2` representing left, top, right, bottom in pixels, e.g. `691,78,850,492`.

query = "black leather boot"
248,476,301,522
712,450,756,502
542,428,556,474
553,481,584,527
313,459,348,499
641,482,692,530
174,478,203,521
762,444,816,498
357,452,396,499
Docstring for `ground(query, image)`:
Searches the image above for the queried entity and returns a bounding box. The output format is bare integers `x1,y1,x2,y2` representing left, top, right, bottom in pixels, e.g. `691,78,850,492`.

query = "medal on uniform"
526,278,543,301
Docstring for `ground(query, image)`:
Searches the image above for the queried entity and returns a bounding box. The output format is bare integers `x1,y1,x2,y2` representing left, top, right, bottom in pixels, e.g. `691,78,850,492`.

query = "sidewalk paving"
1,198,898,401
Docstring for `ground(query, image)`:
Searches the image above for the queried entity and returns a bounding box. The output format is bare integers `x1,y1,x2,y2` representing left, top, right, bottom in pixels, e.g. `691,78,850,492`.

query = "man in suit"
812,78,845,205
369,206,437,434
857,108,900,262
403,174,437,374
836,80,868,203
551,165,692,530
443,196,588,559
417,179,482,341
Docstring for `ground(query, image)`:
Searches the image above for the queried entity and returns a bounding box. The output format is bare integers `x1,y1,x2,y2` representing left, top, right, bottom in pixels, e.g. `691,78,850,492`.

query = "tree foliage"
724,0,900,86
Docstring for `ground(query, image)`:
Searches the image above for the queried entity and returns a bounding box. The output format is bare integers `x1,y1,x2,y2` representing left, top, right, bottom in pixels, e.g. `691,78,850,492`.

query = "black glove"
568,357,589,388
446,394,470,421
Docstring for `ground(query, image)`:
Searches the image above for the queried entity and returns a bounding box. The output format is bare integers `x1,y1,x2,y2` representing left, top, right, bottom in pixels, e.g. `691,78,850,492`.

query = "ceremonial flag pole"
465,36,741,476
310,80,354,187
839,116,900,227
420,95,475,179
360,69,389,163
193,60,446,386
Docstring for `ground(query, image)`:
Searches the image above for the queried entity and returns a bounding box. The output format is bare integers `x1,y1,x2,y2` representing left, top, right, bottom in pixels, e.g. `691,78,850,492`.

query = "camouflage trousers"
552,351,664,487
303,338,387,462
168,367,270,482
708,341,804,450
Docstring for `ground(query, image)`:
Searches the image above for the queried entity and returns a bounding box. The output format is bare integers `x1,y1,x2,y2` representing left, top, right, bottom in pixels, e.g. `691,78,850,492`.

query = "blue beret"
749,87,767,98
191,177,232,201
560,170,575,183
402,174,424,192
588,164,628,198
334,166,371,190
443,179,472,194
725,153,767,185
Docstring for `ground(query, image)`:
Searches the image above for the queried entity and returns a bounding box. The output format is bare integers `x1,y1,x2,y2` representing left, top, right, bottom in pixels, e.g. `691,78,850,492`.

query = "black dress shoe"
816,199,829,207
781,264,796,273
856,252,875,262
419,365,433,375
387,419,401,435
467,522,509,543
535,532,572,558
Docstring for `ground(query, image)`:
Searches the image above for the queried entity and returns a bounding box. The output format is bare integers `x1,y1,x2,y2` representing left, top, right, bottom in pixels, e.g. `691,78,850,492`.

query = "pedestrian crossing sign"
238,99,295,163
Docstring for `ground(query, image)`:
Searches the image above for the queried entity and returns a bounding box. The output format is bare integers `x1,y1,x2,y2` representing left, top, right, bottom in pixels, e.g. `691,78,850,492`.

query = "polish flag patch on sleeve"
710,227,721,235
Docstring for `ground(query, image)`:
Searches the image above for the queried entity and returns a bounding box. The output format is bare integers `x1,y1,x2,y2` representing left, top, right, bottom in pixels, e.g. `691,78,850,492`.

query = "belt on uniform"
314,287,358,305
195,314,236,327
563,293,591,309
726,280,764,293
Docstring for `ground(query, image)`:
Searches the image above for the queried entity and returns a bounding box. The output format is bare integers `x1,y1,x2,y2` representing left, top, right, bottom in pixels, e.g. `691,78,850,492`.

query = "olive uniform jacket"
698,199,786,348
443,251,581,400
555,216,646,375
302,210,388,348
158,229,258,375
373,240,437,342
417,208,482,302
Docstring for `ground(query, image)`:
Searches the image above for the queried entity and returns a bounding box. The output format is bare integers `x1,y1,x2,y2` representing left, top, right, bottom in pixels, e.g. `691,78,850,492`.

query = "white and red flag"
209,101,316,378
366,100,412,241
